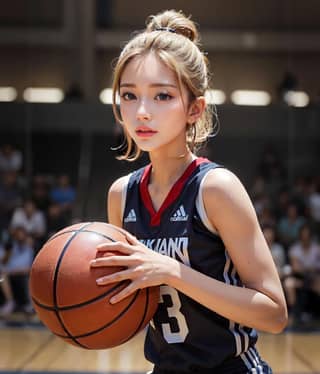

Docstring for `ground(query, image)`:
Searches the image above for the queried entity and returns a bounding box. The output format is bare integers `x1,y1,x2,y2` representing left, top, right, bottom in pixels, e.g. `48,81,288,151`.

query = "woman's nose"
136,101,152,121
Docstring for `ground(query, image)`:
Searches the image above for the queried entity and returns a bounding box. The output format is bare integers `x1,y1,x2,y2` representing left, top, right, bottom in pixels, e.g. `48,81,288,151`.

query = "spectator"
291,176,310,216
10,199,46,251
258,206,276,228
308,177,320,236
274,188,291,221
50,174,76,222
46,203,68,238
0,226,34,316
262,225,287,280
257,145,285,182
0,143,22,173
252,192,271,218
250,175,266,201
265,161,286,200
277,202,306,249
30,175,51,213
0,171,23,234
284,224,320,325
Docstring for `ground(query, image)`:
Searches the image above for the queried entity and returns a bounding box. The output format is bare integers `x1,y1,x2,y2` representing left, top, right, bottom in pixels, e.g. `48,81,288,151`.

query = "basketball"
29,222,160,350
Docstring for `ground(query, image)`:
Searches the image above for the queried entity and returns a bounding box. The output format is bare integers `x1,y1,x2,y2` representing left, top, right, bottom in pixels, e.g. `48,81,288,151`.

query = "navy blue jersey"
122,158,268,373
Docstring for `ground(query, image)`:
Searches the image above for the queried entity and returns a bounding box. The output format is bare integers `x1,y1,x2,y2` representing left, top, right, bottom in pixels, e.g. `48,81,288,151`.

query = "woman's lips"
136,125,158,138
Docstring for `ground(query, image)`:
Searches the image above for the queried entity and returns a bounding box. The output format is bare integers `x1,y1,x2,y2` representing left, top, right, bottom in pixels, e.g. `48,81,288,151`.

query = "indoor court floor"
0,315,319,374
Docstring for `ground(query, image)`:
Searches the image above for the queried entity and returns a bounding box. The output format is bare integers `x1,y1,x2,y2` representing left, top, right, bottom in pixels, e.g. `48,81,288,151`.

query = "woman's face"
300,226,311,242
119,52,194,155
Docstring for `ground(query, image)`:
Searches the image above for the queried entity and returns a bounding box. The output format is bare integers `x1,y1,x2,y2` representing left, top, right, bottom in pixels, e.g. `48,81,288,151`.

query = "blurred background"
0,0,320,366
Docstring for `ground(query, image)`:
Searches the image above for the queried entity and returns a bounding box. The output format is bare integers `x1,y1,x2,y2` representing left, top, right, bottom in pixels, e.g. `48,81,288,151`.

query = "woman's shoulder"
201,167,246,199
107,174,133,226
198,164,266,239
108,174,131,197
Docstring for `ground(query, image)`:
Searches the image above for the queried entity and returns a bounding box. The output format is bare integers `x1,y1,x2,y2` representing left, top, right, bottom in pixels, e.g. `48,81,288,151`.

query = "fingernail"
96,278,103,284
110,297,116,304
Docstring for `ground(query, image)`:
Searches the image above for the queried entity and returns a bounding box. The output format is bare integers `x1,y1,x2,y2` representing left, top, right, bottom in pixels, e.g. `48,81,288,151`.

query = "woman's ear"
187,96,206,124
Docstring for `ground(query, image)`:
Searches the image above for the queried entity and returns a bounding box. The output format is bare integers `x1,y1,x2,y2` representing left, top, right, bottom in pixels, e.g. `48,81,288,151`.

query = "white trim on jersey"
223,254,243,356
241,347,265,373
120,173,132,224
223,253,245,355
223,251,261,371
195,170,219,235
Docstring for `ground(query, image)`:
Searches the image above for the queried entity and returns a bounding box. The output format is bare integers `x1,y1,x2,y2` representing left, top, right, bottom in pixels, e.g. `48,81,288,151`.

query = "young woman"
90,10,288,373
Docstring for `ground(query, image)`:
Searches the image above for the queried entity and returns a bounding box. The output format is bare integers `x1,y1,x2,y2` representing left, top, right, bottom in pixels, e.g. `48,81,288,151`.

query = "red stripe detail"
139,157,209,226
140,163,154,222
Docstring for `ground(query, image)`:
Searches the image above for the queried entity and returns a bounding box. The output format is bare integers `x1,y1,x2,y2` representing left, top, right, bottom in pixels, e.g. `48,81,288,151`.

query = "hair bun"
146,10,199,44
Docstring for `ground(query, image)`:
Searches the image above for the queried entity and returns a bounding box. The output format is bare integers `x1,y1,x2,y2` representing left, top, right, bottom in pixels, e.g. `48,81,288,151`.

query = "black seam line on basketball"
31,280,128,311
53,222,94,349
122,287,150,345
53,289,141,340
47,229,118,244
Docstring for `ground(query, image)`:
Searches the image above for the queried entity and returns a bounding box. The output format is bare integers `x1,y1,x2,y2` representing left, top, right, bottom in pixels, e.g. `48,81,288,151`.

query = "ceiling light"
0,87,17,102
231,90,271,106
23,88,64,103
283,90,309,107
100,88,119,104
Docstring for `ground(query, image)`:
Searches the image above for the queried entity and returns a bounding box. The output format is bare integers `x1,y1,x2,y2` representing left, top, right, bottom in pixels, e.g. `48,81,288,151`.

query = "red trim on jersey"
139,157,209,226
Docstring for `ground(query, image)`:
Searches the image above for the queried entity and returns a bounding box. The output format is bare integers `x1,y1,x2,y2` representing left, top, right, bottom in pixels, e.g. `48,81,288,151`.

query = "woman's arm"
107,175,129,228
166,168,288,333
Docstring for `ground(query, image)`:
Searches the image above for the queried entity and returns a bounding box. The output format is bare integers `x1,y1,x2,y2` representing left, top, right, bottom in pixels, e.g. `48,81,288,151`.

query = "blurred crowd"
250,145,320,328
0,143,76,318
0,142,319,330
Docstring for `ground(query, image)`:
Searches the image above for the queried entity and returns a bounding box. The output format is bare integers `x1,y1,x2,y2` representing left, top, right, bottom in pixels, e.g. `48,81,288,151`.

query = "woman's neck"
149,150,196,188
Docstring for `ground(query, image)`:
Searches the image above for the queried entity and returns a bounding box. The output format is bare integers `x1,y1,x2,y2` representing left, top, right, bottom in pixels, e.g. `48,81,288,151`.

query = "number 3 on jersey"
158,285,189,343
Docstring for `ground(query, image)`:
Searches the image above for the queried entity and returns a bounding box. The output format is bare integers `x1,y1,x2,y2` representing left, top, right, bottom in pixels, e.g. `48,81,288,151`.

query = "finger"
109,282,139,304
124,231,140,245
96,241,132,254
90,255,133,268
96,268,133,285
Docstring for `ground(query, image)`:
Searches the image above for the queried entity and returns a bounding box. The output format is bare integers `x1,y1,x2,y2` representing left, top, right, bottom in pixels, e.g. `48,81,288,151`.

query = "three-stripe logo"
170,205,188,222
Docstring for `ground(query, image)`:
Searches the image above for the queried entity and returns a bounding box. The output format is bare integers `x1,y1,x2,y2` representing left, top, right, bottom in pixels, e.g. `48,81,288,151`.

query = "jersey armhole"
120,173,132,224
195,170,219,235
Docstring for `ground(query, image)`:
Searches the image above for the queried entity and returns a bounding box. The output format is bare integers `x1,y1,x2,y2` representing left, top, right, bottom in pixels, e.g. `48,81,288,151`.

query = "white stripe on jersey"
240,347,264,372
195,170,219,234
240,352,256,372
223,251,254,361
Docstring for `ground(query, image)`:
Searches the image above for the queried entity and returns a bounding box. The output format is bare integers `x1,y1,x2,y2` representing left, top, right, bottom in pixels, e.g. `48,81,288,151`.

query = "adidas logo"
124,209,137,223
170,205,188,222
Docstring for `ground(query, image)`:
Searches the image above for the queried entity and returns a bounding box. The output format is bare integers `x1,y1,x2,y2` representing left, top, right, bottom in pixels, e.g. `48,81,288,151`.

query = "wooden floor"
0,318,319,373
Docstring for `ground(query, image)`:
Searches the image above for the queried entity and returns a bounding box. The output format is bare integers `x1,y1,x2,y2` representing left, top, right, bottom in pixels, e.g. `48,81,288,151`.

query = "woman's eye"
155,93,173,101
121,92,136,101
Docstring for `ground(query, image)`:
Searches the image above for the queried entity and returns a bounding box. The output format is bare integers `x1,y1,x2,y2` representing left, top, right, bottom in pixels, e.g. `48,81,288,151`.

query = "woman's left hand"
90,231,174,303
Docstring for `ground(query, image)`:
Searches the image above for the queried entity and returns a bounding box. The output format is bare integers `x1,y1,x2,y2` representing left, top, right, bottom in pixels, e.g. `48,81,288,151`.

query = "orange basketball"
29,222,159,350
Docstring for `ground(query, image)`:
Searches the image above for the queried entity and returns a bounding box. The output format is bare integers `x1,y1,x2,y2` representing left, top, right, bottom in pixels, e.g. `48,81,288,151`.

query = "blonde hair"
112,9,217,161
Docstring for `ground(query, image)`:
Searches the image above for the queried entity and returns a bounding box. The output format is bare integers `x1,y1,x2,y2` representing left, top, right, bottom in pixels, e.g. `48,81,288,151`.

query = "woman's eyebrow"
150,83,177,88
120,82,177,88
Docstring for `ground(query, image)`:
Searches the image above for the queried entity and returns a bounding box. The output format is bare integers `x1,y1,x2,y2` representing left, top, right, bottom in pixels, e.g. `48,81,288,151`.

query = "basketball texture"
29,222,159,350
